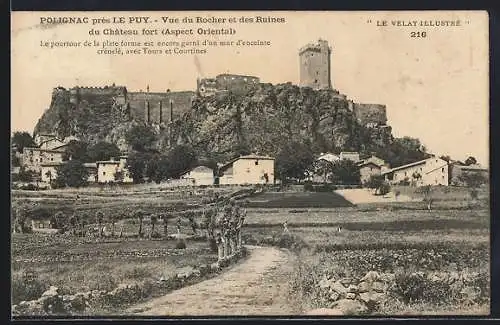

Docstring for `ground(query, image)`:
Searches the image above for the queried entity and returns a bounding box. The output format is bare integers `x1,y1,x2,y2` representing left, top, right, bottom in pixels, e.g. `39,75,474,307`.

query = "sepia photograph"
10,11,490,317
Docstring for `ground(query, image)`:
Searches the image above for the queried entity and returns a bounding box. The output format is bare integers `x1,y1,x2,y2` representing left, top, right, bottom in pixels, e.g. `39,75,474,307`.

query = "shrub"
378,182,391,196
303,181,314,192
273,233,308,251
391,270,453,305
12,273,49,304
175,239,187,249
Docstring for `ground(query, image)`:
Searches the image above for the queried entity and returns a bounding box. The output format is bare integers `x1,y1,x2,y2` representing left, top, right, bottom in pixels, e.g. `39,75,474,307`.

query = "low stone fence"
305,270,488,315
12,248,248,316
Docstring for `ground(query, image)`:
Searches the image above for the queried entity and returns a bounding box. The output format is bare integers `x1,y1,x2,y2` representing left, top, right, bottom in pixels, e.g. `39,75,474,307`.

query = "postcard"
11,11,490,317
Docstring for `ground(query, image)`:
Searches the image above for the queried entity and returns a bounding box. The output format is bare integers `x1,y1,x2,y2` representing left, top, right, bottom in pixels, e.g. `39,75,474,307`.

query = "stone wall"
127,91,196,124
12,249,247,316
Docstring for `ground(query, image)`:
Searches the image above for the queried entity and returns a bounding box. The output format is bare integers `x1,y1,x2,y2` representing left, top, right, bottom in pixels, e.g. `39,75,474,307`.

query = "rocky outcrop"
33,83,394,162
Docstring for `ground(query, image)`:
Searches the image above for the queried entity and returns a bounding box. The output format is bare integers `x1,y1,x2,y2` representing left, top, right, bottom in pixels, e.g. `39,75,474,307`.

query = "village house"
382,156,449,186
83,162,98,183
339,151,360,162
358,161,383,185
219,154,275,185
40,161,64,183
179,165,215,186
307,153,340,183
449,163,489,186
21,147,65,173
317,153,340,163
96,156,133,184
357,155,390,184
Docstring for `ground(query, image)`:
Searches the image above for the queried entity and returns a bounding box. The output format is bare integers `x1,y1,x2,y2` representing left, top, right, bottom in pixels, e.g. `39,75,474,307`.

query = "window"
51,158,54,161
103,172,106,176
246,168,250,173
40,158,43,162
442,167,444,172
314,79,318,83
255,160,259,166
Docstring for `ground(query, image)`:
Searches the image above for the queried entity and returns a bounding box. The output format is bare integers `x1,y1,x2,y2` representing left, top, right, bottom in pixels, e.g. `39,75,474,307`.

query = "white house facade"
219,154,275,185
179,165,215,186
382,156,449,186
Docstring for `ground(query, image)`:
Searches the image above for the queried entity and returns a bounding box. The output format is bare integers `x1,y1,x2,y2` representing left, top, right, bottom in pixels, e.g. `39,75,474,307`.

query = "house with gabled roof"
219,154,275,185
382,156,449,186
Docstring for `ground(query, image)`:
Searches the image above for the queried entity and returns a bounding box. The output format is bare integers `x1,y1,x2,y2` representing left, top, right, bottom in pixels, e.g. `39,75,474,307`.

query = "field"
11,185,490,316
241,186,490,315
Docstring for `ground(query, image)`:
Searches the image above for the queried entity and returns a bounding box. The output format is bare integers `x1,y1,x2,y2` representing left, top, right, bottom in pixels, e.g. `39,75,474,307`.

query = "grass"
244,192,354,208
11,185,491,316
11,235,218,306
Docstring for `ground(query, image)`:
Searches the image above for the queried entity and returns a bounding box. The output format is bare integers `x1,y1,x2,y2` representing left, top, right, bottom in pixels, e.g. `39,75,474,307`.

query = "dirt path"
125,246,301,316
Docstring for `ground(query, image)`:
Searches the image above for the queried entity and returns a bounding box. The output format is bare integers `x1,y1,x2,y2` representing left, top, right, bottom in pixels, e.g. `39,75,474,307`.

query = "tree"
87,141,121,162
166,145,197,179
63,140,89,162
17,167,36,183
364,174,385,195
96,211,104,237
135,210,144,237
329,159,361,185
125,125,157,152
127,151,151,183
464,156,478,166
313,160,334,184
11,131,36,153
11,155,20,167
54,160,89,188
51,211,66,231
276,141,314,184
458,172,488,200
69,214,78,236
109,214,118,237
145,154,170,183
150,214,158,238
439,155,451,163
375,136,430,168
418,185,434,211
13,204,31,233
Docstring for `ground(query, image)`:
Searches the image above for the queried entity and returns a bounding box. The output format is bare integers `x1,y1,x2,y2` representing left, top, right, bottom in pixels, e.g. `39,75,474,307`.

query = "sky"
11,11,489,166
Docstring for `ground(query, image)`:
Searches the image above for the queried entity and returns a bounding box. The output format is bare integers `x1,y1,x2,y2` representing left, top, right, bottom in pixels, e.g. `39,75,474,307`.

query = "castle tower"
299,39,332,90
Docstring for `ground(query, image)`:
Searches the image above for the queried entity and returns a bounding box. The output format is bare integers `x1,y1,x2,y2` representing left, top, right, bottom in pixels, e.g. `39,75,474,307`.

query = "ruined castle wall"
69,86,127,105
215,74,260,95
127,91,196,123
353,103,387,126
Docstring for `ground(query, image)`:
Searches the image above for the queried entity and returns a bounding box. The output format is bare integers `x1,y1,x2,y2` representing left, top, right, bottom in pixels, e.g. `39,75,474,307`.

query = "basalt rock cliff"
34,83,394,162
